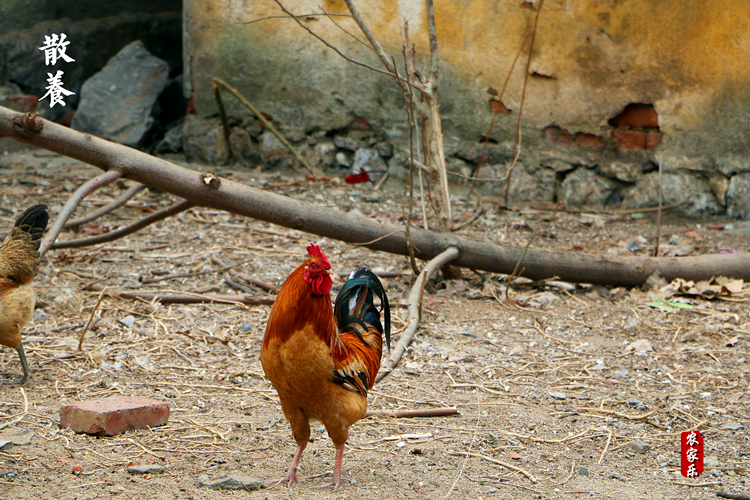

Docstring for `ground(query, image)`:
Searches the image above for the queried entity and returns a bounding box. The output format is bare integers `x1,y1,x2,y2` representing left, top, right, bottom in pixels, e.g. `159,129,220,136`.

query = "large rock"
622,171,723,217
71,41,169,146
0,13,181,99
507,166,557,203
727,173,750,219
560,167,621,208
183,115,228,164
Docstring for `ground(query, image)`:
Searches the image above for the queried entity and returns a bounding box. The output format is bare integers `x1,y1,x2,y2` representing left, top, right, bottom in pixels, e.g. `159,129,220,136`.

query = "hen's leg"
16,344,30,385
270,439,307,485
313,444,345,489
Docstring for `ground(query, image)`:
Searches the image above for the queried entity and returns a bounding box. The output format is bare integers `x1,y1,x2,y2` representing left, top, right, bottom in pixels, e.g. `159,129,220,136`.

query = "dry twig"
375,246,459,383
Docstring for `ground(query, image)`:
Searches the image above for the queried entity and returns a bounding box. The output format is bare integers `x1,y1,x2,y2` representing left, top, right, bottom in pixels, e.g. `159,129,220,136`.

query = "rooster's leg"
270,439,307,485
313,443,345,489
16,344,30,386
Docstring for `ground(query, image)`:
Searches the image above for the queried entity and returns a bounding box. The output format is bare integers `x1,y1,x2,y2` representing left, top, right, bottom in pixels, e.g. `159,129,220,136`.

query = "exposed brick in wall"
609,103,662,151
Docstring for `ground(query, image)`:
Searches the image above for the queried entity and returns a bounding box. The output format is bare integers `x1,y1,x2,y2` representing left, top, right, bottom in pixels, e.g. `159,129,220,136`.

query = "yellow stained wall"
188,0,750,162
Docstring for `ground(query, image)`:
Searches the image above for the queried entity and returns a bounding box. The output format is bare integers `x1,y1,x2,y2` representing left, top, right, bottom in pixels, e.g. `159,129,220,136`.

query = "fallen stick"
448,451,537,483
65,183,147,229
365,407,459,418
375,246,459,384
2,107,748,286
39,169,122,257
51,199,194,250
81,284,274,306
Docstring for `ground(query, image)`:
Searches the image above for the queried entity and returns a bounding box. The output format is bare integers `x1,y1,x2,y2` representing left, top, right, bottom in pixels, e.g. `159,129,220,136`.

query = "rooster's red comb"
306,243,331,269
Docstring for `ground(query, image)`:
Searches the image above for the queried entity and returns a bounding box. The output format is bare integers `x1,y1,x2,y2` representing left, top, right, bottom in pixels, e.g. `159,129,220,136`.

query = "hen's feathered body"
261,245,390,489
0,204,48,385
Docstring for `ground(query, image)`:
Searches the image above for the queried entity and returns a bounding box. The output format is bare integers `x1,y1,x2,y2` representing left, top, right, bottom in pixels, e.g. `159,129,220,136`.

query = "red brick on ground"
59,397,170,436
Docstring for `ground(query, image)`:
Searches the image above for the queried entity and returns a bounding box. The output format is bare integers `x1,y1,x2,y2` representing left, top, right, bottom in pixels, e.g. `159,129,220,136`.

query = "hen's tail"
334,269,391,352
14,204,48,250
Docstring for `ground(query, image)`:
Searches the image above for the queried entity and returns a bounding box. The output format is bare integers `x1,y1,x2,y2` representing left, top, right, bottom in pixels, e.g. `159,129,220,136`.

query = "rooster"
261,243,390,489
0,204,48,385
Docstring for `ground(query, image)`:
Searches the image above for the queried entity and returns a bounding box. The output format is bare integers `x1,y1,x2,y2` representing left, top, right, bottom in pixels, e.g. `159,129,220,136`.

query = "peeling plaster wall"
186,0,750,207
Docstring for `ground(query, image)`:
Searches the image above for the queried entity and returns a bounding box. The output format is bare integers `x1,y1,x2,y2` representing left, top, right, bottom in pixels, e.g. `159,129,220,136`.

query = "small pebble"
578,467,589,476
612,368,630,379
238,323,254,333
711,470,723,478
722,422,744,431
705,456,720,467
627,399,648,411
127,464,165,475
119,315,136,329
629,440,650,454
549,392,567,400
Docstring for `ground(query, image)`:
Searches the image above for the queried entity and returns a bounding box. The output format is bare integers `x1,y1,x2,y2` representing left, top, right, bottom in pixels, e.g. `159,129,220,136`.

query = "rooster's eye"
311,263,316,268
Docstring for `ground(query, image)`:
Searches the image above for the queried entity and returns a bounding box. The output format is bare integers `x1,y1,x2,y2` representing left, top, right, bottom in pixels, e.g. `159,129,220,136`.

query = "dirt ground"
0,149,748,500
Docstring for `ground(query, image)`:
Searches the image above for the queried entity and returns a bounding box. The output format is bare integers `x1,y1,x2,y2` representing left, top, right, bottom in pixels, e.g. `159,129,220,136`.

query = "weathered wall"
196,1,750,216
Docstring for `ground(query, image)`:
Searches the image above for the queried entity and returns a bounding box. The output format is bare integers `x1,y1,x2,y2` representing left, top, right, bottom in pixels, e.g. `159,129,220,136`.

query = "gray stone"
599,161,641,183
334,136,359,152
578,467,589,476
229,128,260,165
707,172,730,206
627,399,648,411
238,323,254,333
622,171,723,217
377,142,394,158
155,120,184,154
549,392,567,400
352,148,388,174
727,173,750,219
0,440,13,451
721,421,744,431
628,440,650,454
0,13,180,100
506,166,557,203
200,475,265,491
72,41,169,146
540,158,576,173
183,116,228,164
0,428,34,446
711,469,723,477
127,464,165,474
560,168,621,209
705,456,719,467
363,193,384,203
612,368,630,379
716,155,750,176
119,315,136,329
335,151,351,168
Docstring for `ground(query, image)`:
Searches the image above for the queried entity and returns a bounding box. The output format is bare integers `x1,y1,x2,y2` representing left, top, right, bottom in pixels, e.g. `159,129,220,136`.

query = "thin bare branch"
341,0,397,75
82,283,275,306
471,23,534,189
64,183,147,229
212,77,317,177
51,200,194,250
269,0,402,82
235,12,350,25
319,6,372,51
212,80,233,164
654,158,663,257
40,169,122,258
505,0,545,206
376,246,459,384
426,0,439,89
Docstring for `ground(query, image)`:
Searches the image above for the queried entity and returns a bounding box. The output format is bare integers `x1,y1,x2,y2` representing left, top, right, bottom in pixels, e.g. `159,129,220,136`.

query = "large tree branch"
1,107,748,286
